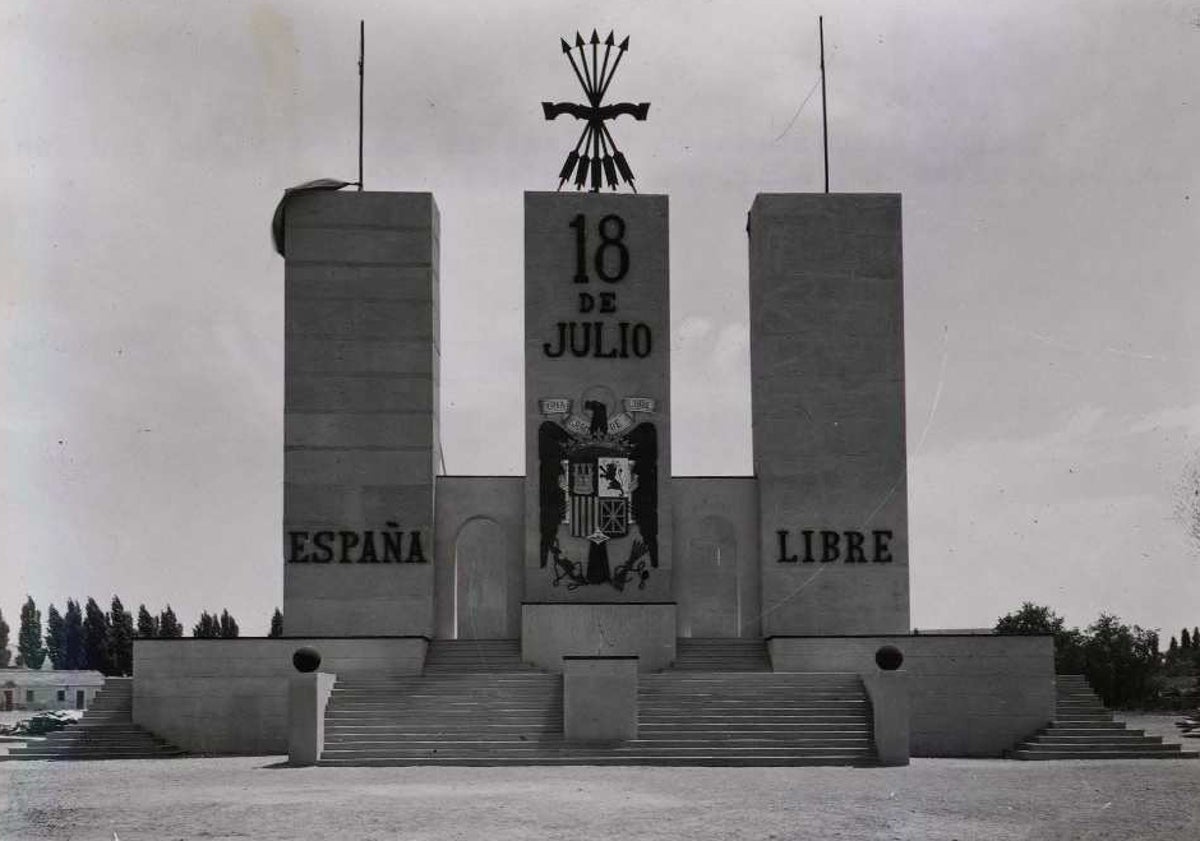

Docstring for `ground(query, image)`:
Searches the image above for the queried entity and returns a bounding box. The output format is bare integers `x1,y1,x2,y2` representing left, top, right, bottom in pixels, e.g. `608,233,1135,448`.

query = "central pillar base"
521,602,676,672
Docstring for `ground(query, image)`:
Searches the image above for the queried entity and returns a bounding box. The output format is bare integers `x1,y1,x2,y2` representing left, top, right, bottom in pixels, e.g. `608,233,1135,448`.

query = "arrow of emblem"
543,31,649,192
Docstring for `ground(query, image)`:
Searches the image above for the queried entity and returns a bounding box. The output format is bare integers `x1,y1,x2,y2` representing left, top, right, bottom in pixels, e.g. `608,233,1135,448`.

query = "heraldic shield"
537,396,658,591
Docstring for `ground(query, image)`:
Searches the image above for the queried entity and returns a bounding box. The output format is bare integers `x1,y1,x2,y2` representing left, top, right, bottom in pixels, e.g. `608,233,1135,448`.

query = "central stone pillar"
522,192,675,667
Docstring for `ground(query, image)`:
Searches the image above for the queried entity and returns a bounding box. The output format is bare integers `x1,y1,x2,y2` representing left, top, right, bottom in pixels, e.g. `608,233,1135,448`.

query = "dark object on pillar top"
543,30,649,193
875,645,903,671
270,179,354,257
292,647,322,673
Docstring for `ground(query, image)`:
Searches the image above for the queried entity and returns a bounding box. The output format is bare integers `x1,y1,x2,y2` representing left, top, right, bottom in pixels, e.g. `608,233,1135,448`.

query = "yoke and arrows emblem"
543,31,649,193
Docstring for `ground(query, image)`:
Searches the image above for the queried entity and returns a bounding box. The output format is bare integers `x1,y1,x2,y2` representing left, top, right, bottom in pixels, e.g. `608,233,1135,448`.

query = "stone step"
40,732,168,743
335,679,558,687
331,691,559,700
1023,740,1181,752
317,755,876,767
643,699,865,706
319,746,876,760
640,722,870,733
640,712,870,722
1028,734,1158,744
326,716,565,726
1013,748,1199,760
324,735,872,748
1044,727,1146,737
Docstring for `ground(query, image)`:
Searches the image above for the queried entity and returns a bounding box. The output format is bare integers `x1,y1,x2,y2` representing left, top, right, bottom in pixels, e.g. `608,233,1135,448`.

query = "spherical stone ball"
293,647,321,673
875,645,903,671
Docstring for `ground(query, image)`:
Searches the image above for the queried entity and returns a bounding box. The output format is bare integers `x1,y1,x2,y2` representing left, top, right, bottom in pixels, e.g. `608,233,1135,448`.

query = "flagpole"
819,16,829,194
358,20,365,191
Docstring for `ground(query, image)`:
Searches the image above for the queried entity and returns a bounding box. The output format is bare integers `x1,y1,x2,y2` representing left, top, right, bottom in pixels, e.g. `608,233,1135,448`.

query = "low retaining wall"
768,634,1054,757
132,637,426,755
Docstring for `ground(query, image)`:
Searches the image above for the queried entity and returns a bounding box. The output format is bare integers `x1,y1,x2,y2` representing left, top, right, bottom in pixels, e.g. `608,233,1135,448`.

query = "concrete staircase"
635,670,876,765
4,678,184,761
673,637,773,671
318,638,876,766
1012,674,1198,760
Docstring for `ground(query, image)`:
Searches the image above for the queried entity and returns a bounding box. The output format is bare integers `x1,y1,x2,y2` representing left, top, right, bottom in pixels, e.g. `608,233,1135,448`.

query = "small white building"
0,668,105,711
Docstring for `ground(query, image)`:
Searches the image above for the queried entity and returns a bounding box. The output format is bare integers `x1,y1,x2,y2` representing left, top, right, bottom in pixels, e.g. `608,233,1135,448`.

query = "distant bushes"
996,602,1198,710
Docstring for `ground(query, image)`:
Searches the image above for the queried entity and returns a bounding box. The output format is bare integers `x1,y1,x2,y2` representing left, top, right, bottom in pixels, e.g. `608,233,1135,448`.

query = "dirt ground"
2,751,1198,841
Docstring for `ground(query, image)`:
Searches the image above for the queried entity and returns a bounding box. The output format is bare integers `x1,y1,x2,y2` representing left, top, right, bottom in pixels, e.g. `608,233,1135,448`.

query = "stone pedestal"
287,671,335,766
749,194,909,635
524,192,672,603
282,192,439,636
563,656,638,742
863,669,910,766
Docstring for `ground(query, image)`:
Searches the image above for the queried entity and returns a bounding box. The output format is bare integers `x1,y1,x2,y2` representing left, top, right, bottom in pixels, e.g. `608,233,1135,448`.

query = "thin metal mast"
355,19,360,190
819,16,829,194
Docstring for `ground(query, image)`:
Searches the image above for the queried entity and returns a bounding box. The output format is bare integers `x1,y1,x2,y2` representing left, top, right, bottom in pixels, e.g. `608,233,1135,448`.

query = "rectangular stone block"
750,194,908,636
285,375,433,413
289,672,336,766
284,483,433,529
286,340,434,375
285,265,434,301
286,298,434,340
563,657,638,742
285,191,438,231
285,413,433,449
286,228,434,265
522,603,675,672
523,192,672,603
284,450,433,486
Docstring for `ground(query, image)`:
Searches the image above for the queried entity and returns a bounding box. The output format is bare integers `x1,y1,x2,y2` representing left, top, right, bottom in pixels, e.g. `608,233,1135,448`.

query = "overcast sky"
2,1,1198,640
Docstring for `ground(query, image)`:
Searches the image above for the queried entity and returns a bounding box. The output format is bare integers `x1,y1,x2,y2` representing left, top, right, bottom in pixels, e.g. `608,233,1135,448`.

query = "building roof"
0,668,106,688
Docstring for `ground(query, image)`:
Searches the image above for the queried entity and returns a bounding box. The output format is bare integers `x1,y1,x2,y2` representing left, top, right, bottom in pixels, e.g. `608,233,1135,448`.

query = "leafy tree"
17,596,46,669
136,605,158,639
995,602,1063,635
0,608,10,667
63,600,85,669
192,611,220,638
45,604,66,669
108,596,135,676
218,610,239,639
269,608,283,638
994,602,1085,673
1083,613,1161,708
82,597,112,674
158,605,183,638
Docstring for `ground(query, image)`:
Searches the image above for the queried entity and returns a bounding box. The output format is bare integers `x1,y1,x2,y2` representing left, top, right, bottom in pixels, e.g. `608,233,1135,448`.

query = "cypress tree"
158,605,183,638
218,610,239,639
269,608,283,638
63,600,85,669
136,605,158,639
17,597,46,669
45,603,66,669
108,596,135,676
82,597,112,674
1183,628,1192,650
192,611,220,638
0,608,10,667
